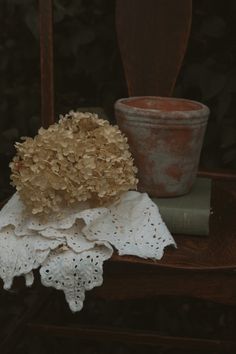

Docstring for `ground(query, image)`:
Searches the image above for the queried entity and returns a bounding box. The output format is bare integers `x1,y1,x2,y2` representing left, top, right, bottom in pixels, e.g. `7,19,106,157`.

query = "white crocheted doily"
0,192,176,312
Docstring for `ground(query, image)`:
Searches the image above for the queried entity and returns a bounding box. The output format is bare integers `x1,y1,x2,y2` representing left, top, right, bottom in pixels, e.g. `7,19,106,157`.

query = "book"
152,177,212,236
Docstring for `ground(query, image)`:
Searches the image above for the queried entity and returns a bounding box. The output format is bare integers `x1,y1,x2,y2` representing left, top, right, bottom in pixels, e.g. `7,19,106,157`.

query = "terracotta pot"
115,96,210,197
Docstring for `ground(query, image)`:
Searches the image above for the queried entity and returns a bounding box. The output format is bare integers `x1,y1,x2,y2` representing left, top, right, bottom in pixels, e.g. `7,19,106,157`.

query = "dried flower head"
10,111,138,215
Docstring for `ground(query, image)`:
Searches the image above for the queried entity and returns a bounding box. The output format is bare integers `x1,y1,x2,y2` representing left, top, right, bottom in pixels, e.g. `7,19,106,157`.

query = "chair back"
116,0,192,96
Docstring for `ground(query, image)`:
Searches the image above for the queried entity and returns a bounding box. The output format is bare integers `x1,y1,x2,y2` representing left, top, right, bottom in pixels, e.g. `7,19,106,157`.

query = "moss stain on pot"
115,96,210,197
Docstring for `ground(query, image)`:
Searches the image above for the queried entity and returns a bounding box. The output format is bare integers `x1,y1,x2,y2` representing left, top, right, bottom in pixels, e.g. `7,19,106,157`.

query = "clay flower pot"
115,96,210,197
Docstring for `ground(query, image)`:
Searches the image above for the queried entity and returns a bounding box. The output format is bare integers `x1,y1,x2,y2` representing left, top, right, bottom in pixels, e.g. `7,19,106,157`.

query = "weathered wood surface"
24,178,236,352
1,1,236,352
39,0,55,128
2,172,236,349
116,0,192,96
28,322,236,352
1,180,236,301
108,179,236,271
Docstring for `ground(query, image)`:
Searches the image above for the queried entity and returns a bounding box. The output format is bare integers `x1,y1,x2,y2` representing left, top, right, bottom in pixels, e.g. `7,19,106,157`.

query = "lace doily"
0,191,176,312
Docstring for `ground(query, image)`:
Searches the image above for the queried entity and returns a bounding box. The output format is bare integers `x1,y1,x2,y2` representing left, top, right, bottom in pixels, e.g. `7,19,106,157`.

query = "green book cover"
152,178,212,236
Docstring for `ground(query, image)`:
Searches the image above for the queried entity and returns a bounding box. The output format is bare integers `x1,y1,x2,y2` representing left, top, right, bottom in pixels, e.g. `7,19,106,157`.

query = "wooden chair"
1,1,236,353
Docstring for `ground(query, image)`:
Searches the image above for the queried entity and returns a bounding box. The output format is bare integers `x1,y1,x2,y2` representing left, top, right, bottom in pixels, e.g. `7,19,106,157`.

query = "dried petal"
10,111,138,216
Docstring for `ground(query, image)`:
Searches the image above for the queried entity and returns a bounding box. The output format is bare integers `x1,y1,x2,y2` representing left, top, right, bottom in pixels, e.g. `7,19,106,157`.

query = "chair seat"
0,179,235,272
1,178,236,306
89,179,236,306
109,179,236,271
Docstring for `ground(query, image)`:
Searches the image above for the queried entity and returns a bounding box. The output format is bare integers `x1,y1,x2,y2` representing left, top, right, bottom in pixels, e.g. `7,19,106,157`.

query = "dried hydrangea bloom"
10,111,138,215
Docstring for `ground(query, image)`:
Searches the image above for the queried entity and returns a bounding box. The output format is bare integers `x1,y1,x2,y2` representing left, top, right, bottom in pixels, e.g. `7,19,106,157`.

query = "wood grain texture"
1,179,236,352
39,0,55,128
95,266,236,305
1,1,236,352
28,323,236,351
88,179,236,307
108,180,236,271
0,283,52,354
116,0,192,96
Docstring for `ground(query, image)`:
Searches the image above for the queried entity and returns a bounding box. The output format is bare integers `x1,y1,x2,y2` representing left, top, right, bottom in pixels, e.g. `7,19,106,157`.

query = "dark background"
0,0,236,201
1,1,236,353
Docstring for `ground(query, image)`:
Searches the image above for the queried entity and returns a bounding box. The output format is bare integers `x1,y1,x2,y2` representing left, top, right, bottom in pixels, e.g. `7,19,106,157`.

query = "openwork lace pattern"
0,192,176,312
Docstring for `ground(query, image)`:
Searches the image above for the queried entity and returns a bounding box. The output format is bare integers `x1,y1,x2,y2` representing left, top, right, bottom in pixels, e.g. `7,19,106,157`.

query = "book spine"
158,206,210,236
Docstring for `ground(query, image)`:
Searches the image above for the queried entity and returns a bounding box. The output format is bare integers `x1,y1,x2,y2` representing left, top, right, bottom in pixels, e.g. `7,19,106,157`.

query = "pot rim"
115,96,210,119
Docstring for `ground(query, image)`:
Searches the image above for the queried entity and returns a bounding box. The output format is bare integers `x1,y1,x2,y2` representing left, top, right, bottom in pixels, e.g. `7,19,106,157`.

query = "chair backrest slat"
116,0,192,97
39,0,54,128
38,0,192,127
